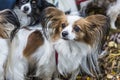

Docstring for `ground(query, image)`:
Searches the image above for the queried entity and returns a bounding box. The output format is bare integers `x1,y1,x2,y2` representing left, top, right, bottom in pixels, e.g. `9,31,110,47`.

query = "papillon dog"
5,7,56,80
14,0,55,26
40,7,110,79
60,14,110,79
0,9,20,80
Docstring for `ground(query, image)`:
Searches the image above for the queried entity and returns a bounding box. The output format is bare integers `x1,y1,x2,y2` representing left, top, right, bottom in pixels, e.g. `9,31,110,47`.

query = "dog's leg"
0,67,4,80
52,68,62,80
5,32,28,80
0,51,8,80
69,68,80,80
0,40,11,80
35,61,55,80
5,58,28,80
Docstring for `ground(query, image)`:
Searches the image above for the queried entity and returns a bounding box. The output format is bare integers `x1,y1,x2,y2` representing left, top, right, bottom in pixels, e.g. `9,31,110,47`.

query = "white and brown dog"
5,8,56,80
5,27,56,80
0,9,20,80
40,7,110,79
59,14,110,79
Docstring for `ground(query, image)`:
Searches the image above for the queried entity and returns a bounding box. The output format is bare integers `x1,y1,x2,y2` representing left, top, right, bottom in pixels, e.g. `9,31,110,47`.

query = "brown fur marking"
74,14,108,45
23,30,44,57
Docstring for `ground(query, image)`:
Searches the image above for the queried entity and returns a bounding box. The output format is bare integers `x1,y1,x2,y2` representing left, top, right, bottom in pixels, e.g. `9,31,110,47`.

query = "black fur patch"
37,0,55,11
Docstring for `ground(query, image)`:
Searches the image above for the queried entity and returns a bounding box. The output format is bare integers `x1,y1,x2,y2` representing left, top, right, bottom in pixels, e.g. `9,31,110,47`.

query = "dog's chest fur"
54,39,91,75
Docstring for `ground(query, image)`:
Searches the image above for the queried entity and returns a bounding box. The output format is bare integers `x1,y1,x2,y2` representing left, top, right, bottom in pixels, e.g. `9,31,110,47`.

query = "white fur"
54,39,91,80
6,27,56,80
57,0,78,12
21,2,32,15
0,39,10,80
14,6,31,27
61,15,81,40
47,0,79,15
53,15,102,79
107,0,120,29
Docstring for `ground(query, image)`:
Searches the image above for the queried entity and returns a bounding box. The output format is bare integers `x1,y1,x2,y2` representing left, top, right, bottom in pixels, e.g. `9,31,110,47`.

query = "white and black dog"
14,0,55,26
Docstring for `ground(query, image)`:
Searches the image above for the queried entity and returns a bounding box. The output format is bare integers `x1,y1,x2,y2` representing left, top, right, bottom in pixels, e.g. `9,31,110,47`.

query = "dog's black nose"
62,31,68,37
24,6,29,11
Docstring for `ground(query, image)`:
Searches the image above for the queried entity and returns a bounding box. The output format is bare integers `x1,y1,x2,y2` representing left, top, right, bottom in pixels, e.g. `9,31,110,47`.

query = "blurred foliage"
99,29,120,80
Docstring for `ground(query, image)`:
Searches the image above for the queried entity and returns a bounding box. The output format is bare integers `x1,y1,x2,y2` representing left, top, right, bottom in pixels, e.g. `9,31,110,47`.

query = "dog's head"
16,0,37,15
61,14,109,45
40,7,67,41
16,0,55,25
0,9,20,39
16,0,55,14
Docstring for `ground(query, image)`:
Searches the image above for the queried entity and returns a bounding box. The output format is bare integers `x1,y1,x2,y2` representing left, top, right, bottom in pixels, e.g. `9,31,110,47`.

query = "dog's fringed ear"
85,14,110,48
85,14,110,30
1,9,20,28
86,14,106,26
39,7,65,27
37,0,55,11
1,9,20,41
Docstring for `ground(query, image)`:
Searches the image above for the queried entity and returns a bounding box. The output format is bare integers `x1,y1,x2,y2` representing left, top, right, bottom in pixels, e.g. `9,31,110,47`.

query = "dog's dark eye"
74,25,80,32
61,23,66,29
